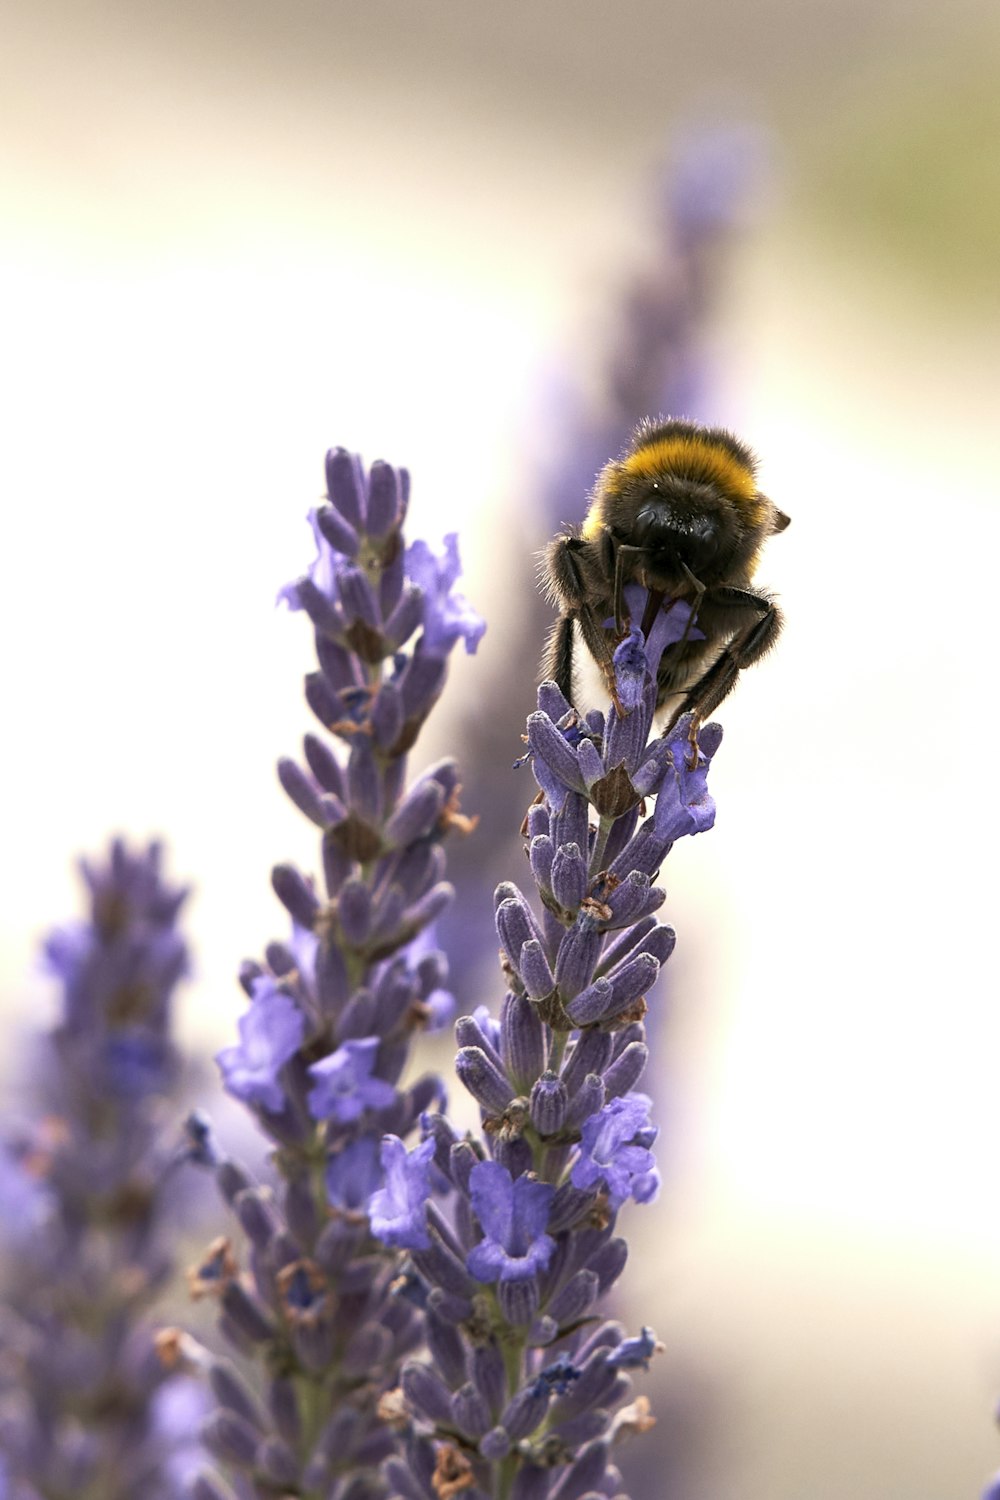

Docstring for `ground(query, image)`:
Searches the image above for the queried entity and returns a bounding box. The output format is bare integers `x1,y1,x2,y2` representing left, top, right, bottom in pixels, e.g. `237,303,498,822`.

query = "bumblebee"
543,417,788,730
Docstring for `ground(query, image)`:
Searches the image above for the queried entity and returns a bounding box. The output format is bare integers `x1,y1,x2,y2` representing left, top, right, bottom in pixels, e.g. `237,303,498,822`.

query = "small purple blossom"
367,1134,435,1250
571,1093,660,1209
424,987,456,1031
466,1160,556,1284
325,1134,382,1210
306,1037,397,1123
611,627,648,712
619,583,704,677
652,718,721,841
404,534,486,656
606,1325,662,1370
215,979,306,1112
277,507,344,614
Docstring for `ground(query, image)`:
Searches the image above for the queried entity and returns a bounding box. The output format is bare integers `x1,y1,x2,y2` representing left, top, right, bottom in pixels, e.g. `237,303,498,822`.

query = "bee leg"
541,531,628,716
676,561,706,650
544,534,591,607
663,587,783,764
544,612,578,705
575,604,628,716
612,542,646,632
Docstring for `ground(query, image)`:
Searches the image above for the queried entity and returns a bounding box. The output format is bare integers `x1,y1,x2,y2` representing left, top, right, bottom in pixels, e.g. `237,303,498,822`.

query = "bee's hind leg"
543,612,578,707
663,586,784,766
543,533,625,716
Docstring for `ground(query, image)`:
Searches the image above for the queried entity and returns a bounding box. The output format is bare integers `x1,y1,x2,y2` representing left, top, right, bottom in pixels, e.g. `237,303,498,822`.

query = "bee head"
586,419,776,585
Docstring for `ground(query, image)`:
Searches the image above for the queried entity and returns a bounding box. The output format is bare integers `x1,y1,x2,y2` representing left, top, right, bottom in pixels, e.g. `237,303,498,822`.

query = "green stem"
495,1332,527,1500
588,815,613,877
547,1029,568,1074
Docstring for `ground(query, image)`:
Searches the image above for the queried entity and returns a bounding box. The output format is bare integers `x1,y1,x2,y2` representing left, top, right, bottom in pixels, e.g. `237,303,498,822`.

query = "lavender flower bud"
255,1436,300,1487
385,777,445,848
455,1014,504,1069
271,862,320,928
324,448,366,527
480,1427,511,1460
202,1410,259,1469
498,1276,540,1326
530,1072,568,1135
555,1438,611,1500
561,1029,615,1095
601,1041,649,1099
268,1378,302,1445
565,1073,606,1131
501,993,546,1093
384,585,426,651
511,1461,551,1500
208,1362,266,1429
426,1311,468,1389
364,458,403,535
278,757,337,828
471,1341,505,1417
401,1362,454,1426
233,1188,280,1250
495,891,544,974
451,1382,492,1439
502,1384,551,1441
455,1046,516,1115
519,939,556,1002
547,1269,600,1326
220,1281,274,1345
550,842,587,911
303,731,345,795
528,834,555,893
587,1237,629,1294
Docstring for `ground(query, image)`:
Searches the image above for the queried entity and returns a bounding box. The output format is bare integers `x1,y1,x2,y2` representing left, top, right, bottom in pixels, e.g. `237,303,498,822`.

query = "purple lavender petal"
324,1137,382,1211
404,535,485,657
216,982,307,1112
466,1161,556,1285
571,1093,659,1209
367,1136,434,1251
306,1038,397,1124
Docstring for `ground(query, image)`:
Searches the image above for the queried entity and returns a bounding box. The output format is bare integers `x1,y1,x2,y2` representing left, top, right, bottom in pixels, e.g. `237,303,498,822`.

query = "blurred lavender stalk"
0,839,201,1500
182,450,484,1500
439,123,767,1007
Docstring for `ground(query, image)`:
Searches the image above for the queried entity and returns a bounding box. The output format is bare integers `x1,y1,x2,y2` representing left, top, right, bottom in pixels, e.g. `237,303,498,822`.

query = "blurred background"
2,0,1000,1495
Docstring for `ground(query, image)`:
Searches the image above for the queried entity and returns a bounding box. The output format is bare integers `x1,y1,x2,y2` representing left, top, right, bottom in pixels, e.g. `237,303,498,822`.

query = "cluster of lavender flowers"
183,448,721,1500
0,840,198,1500
181,451,485,1500
373,611,719,1500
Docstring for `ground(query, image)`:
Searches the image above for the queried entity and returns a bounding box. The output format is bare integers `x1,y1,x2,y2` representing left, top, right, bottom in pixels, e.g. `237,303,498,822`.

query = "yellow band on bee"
624,434,758,501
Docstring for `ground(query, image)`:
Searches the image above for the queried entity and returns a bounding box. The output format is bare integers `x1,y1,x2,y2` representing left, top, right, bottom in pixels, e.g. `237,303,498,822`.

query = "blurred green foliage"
802,45,1000,308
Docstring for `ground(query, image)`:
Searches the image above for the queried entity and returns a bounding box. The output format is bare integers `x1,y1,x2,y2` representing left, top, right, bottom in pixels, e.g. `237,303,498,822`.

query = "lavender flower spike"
0,839,202,1500
370,623,720,1500
190,447,483,1500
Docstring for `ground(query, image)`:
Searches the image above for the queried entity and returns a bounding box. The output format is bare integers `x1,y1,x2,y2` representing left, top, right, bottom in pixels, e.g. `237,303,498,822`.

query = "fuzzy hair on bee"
542,417,789,732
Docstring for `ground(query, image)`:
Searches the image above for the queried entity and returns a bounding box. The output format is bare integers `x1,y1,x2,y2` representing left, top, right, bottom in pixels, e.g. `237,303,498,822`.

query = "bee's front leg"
664,584,784,765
